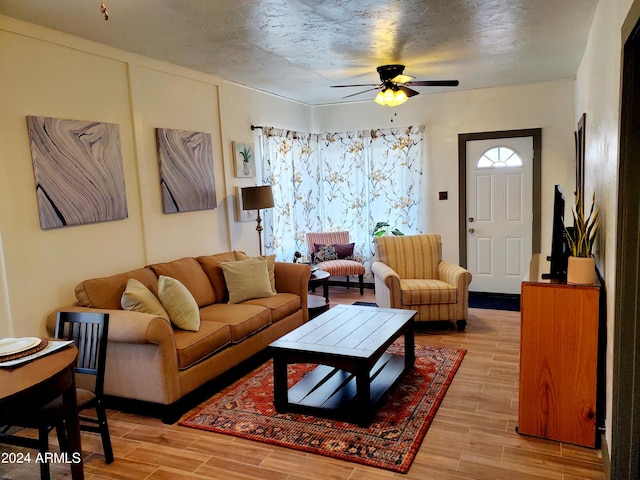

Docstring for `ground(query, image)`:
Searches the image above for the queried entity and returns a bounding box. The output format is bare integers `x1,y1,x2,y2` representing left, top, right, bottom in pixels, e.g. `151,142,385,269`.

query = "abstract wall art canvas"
156,128,217,214
233,141,256,178
27,116,128,230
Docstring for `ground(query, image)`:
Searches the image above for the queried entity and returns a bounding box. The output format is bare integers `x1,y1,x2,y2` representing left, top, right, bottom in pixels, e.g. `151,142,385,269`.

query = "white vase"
567,256,596,285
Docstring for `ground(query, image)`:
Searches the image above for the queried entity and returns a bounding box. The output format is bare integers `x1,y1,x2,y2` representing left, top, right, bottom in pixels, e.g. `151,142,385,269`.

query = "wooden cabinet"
518,255,600,447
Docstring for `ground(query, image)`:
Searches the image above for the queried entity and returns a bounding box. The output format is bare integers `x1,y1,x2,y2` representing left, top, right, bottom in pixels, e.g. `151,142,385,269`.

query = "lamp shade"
241,185,274,210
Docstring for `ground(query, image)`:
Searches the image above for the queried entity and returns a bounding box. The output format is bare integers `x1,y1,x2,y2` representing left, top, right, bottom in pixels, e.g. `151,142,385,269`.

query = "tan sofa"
47,252,310,421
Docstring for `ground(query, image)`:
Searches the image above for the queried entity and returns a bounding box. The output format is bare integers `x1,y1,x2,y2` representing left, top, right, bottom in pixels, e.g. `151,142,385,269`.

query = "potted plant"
372,221,404,237
240,146,252,175
565,191,601,284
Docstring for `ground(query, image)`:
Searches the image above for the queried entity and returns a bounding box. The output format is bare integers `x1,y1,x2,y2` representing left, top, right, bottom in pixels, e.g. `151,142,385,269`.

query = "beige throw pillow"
233,252,277,293
220,256,277,304
121,278,169,321
157,275,200,331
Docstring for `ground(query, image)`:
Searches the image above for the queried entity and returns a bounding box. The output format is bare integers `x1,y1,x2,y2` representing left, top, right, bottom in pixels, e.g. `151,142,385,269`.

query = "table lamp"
241,185,274,255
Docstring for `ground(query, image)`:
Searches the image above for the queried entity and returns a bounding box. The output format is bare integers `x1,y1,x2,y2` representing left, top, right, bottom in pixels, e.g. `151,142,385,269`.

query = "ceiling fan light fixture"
374,87,408,107
333,64,458,103
394,89,408,104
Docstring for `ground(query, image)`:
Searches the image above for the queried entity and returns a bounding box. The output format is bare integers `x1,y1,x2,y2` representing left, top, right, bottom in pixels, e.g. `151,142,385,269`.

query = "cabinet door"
518,282,599,447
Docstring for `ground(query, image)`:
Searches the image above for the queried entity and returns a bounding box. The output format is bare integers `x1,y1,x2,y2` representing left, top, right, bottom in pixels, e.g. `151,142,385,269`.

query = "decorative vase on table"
565,191,600,285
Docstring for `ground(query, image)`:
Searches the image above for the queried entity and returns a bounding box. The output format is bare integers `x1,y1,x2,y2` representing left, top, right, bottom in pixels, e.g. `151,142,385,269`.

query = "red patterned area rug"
179,344,466,473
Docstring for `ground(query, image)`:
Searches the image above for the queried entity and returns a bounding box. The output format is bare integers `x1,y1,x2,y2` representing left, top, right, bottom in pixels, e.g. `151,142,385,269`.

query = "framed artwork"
233,141,256,178
156,128,217,214
27,116,128,229
234,186,258,222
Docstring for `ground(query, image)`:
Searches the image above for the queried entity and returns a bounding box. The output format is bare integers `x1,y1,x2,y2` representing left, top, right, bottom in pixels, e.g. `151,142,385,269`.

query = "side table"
308,269,330,319
308,269,330,302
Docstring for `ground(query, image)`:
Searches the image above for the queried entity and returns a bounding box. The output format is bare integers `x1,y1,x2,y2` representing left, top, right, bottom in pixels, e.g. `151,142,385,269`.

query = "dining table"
0,344,83,479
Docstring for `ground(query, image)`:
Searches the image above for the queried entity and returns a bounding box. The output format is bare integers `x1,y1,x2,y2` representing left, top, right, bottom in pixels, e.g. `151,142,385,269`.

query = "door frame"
458,128,542,267
611,4,640,478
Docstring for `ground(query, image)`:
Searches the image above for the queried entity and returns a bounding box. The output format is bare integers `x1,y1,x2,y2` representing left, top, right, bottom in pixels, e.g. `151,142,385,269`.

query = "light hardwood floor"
1,286,605,480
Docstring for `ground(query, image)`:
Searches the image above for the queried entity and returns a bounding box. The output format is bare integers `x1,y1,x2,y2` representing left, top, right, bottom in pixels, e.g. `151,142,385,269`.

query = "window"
258,125,426,275
476,146,523,168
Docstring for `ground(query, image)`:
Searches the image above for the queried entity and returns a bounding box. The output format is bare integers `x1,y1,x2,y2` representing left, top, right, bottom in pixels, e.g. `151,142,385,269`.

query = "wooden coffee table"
269,304,416,426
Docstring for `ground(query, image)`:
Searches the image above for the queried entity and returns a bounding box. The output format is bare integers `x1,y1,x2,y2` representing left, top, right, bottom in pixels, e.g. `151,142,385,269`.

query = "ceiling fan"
331,64,459,106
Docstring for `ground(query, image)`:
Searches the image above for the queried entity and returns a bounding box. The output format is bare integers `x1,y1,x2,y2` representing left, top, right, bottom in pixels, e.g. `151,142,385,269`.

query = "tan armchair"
371,234,472,330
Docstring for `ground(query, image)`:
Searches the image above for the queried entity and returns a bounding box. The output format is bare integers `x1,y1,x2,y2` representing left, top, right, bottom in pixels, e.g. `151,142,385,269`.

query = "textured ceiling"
0,0,598,106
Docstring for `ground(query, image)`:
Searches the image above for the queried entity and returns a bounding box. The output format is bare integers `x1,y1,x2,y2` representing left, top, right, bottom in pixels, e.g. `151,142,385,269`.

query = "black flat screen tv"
542,185,570,280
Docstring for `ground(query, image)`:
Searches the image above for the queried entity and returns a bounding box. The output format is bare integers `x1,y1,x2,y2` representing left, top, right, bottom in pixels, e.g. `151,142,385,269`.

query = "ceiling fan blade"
331,83,380,88
398,86,420,98
342,87,381,99
405,80,459,87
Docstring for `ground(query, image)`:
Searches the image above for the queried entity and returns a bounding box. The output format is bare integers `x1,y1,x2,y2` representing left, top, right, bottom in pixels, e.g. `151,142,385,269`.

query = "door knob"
468,217,475,222
468,228,475,234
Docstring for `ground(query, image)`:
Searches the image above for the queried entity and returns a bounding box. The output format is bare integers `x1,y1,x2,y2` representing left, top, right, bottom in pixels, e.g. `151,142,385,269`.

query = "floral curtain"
260,125,425,274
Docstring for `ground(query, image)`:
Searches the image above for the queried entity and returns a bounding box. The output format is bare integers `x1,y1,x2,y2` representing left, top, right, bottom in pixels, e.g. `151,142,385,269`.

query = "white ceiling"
0,0,598,106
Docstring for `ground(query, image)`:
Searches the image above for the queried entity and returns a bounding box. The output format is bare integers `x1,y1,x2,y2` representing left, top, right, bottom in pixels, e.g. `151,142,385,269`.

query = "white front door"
466,137,533,294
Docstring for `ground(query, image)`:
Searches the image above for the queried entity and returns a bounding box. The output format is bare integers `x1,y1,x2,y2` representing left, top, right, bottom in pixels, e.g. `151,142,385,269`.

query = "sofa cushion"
121,278,170,320
243,293,300,323
149,257,215,308
199,303,271,343
75,267,159,309
400,279,457,305
315,259,365,277
158,276,200,331
173,321,231,370
196,251,238,303
220,257,276,304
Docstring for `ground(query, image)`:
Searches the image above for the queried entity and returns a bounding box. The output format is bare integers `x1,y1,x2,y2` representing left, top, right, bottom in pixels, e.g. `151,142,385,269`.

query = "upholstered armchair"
306,231,365,295
371,234,472,330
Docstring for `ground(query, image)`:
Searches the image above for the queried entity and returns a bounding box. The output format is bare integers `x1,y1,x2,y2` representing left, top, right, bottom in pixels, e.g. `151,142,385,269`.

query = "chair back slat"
55,311,109,395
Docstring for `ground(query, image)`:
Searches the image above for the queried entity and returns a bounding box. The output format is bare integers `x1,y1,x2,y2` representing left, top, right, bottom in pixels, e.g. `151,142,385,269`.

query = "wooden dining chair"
52,311,114,465
0,311,113,480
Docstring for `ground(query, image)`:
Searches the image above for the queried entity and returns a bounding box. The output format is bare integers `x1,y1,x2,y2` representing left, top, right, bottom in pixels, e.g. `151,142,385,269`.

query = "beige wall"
575,0,635,454
0,23,144,337
219,83,311,256
127,64,227,263
0,16,307,337
312,80,577,263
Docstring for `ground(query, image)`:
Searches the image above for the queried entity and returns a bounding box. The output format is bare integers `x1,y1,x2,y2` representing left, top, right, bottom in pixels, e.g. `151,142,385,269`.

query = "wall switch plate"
439,191,448,200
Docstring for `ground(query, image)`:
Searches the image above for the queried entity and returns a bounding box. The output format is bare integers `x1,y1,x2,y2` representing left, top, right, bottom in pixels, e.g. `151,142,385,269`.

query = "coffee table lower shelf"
275,352,408,426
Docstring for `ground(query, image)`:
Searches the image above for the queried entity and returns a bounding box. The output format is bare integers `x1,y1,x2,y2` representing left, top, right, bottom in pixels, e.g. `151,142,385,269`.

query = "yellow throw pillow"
234,252,277,293
157,275,200,331
121,278,169,321
220,256,277,304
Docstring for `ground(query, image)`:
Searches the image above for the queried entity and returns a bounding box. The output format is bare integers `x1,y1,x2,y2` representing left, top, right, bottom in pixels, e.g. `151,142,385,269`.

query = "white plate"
0,337,41,356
